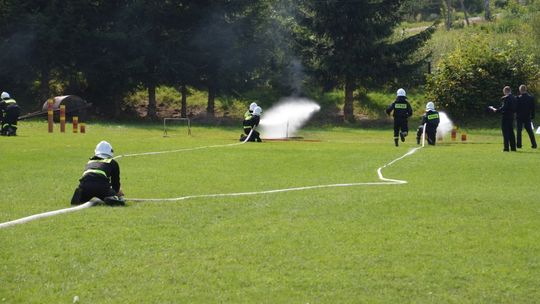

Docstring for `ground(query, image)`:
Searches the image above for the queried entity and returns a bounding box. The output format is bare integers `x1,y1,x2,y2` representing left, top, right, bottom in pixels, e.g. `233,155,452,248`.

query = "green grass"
1,121,540,303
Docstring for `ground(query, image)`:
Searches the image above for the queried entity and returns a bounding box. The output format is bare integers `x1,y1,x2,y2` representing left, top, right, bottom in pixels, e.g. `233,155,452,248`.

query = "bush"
426,35,539,119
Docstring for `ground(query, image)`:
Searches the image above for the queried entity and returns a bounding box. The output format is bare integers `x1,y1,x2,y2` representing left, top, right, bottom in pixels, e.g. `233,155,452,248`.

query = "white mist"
437,111,454,138
260,97,321,139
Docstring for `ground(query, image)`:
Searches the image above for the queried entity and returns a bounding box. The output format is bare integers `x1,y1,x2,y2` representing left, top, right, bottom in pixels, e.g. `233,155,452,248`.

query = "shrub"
426,35,539,119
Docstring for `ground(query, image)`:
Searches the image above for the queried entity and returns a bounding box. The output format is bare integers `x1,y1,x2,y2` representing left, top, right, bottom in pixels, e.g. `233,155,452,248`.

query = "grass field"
1,120,539,303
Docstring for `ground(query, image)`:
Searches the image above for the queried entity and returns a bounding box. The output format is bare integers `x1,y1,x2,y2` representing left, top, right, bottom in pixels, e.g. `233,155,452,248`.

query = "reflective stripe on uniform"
394,103,407,109
87,159,113,164
427,113,439,120
4,99,16,105
82,169,107,178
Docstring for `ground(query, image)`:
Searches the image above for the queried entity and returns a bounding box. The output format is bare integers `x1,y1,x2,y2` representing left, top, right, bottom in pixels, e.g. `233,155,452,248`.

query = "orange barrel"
451,127,457,141
47,100,54,133
80,122,86,134
60,105,66,133
72,116,79,133
461,132,467,141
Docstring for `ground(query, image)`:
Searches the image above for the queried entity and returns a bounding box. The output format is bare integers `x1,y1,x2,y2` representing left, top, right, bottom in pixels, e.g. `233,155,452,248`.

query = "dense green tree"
296,0,435,121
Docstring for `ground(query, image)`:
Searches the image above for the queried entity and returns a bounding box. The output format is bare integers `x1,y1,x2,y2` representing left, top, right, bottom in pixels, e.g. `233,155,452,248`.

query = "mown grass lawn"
1,120,539,303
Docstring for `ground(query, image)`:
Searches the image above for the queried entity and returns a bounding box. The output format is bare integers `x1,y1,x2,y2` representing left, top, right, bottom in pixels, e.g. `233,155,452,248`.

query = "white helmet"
1,92,10,100
253,106,262,116
396,88,406,97
95,141,114,158
249,102,258,111
426,101,435,111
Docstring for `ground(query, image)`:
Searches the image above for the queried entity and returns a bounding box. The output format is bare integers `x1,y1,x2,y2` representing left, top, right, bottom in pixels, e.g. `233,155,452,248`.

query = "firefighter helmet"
1,92,10,100
397,88,406,97
426,101,435,111
249,102,258,111
95,141,114,158
253,106,262,116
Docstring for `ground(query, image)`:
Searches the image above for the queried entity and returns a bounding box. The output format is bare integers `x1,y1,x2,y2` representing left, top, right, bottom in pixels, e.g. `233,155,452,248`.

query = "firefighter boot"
394,137,399,147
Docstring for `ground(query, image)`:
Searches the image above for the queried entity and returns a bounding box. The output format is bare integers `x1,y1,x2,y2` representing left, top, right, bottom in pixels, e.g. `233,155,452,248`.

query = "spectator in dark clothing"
489,86,517,152
515,85,537,149
416,102,440,145
386,88,413,146
71,141,125,206
240,106,262,142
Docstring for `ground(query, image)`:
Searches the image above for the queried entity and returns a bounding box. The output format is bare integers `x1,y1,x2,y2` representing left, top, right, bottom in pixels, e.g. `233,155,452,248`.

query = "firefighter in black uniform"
240,106,262,142
0,92,21,136
71,141,125,205
416,101,440,145
515,84,537,149
386,88,413,146
489,86,517,152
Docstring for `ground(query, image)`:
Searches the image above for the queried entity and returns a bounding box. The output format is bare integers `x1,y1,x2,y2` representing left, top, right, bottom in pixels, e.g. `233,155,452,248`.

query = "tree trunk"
343,77,355,122
484,0,491,21
39,67,50,108
180,84,187,118
147,83,158,120
445,0,452,30
207,83,216,118
460,0,470,26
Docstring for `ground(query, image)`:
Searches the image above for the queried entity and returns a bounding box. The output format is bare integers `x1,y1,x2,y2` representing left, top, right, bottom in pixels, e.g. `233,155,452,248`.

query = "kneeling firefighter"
240,106,262,142
0,92,21,136
416,101,440,145
71,141,125,206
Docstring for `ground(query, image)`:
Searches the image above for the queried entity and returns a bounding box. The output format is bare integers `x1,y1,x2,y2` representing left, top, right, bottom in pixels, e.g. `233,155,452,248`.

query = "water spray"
260,97,320,139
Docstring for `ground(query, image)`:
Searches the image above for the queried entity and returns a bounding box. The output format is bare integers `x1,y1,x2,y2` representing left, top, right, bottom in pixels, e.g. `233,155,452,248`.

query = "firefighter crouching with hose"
240,106,262,142
0,92,21,136
416,101,440,145
71,141,125,206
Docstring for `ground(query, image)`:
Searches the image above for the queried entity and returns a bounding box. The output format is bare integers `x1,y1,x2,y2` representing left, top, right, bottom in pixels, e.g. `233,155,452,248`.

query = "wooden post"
80,122,86,134
72,116,79,133
60,105,66,133
47,100,54,133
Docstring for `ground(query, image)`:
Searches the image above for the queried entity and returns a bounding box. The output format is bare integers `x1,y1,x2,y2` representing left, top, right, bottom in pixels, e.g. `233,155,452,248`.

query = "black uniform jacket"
422,110,440,128
243,115,260,128
495,94,516,121
516,93,535,120
386,96,413,118
79,156,121,192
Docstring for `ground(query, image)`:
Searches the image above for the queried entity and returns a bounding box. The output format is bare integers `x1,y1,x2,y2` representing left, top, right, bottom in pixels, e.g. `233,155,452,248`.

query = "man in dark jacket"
71,141,125,205
416,101,440,145
240,106,262,142
0,92,21,136
489,86,517,152
386,88,413,146
515,85,537,149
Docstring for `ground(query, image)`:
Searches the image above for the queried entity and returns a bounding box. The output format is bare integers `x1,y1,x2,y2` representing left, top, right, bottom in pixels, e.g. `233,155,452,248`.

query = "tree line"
0,0,436,121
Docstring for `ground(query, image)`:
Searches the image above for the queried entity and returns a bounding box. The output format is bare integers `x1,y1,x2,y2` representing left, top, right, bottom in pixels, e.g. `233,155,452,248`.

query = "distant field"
1,121,539,303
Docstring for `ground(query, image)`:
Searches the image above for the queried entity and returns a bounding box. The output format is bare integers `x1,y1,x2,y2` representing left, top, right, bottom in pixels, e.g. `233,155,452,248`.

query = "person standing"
71,141,125,205
0,92,21,136
515,84,537,149
416,101,440,145
386,88,413,146
489,86,517,152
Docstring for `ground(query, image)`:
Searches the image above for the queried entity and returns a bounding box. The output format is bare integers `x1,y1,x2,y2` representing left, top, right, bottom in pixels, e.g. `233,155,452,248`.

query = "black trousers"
243,127,261,142
516,118,537,148
501,119,516,151
393,117,408,138
417,125,437,145
71,181,117,205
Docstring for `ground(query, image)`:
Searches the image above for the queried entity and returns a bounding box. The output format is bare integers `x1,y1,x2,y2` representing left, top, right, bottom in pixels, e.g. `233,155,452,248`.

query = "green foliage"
426,35,539,118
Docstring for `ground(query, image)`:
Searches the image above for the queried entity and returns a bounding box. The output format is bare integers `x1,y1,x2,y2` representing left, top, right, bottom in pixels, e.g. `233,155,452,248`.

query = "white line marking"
127,147,423,202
